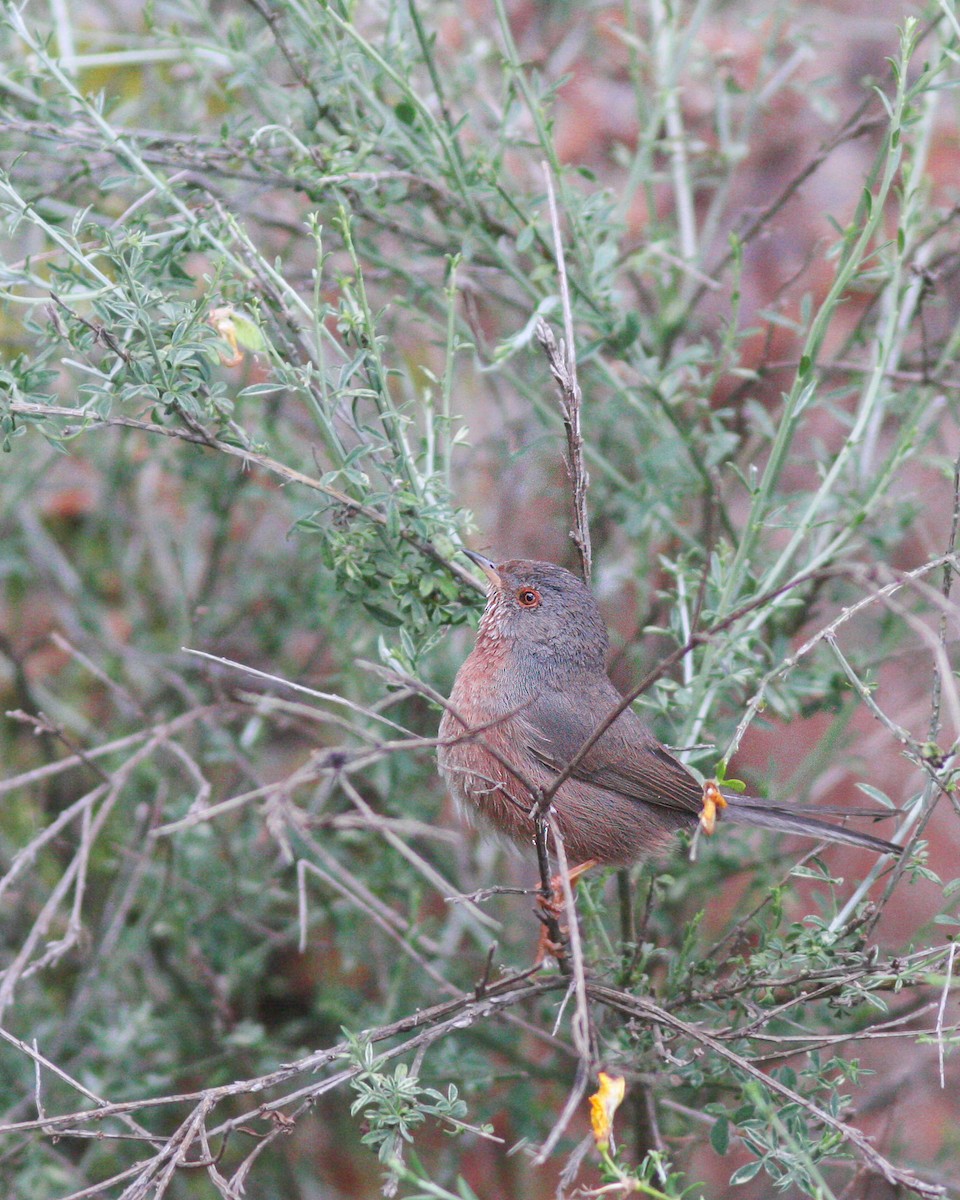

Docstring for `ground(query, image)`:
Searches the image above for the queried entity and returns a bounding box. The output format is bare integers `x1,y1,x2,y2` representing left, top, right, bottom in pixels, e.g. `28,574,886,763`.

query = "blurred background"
1,0,958,1197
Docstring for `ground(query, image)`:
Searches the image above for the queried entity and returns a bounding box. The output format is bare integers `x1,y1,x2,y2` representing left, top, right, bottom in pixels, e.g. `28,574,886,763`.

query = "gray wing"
519,687,704,816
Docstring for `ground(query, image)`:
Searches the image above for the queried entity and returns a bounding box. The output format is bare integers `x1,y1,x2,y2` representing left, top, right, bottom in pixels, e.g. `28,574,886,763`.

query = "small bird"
438,553,901,869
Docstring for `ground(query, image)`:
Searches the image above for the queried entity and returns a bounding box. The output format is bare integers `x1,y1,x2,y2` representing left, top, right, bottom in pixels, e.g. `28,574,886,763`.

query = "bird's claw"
532,860,599,962
534,923,567,964
534,878,568,961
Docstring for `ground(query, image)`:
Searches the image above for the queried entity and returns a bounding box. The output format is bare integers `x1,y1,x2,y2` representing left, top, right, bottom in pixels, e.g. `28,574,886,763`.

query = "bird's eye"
516,588,541,608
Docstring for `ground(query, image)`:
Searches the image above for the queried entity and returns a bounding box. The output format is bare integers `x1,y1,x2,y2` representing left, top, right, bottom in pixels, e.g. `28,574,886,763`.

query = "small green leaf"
362,600,403,626
230,313,265,352
714,761,747,792
516,224,535,253
855,783,896,808
710,1115,730,1156
606,310,641,352
729,1159,763,1184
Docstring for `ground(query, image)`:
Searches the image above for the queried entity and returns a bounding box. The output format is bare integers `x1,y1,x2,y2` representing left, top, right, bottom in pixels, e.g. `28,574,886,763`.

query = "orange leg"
535,858,598,962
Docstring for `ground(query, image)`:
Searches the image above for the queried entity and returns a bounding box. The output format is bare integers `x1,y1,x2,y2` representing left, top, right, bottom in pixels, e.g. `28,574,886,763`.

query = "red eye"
517,588,541,608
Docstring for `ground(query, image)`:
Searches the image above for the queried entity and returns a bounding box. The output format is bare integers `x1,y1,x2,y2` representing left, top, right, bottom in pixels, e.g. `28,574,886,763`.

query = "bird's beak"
463,549,502,587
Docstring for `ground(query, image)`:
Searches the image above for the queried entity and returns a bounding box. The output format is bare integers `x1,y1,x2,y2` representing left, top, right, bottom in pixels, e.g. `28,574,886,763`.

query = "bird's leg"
534,858,598,962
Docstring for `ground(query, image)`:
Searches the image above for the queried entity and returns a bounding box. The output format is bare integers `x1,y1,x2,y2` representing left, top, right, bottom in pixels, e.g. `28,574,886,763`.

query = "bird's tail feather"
722,794,901,856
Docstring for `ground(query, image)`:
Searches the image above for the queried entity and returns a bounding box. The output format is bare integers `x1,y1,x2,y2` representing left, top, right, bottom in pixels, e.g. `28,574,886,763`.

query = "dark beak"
463,549,502,587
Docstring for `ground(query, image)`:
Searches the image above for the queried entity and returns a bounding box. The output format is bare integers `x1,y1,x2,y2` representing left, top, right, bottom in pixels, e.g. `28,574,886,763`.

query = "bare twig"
531,819,597,1165
537,162,592,583
930,448,960,745
696,111,887,305
936,941,957,1090
726,554,958,763
5,401,481,594
535,563,847,812
588,983,946,1198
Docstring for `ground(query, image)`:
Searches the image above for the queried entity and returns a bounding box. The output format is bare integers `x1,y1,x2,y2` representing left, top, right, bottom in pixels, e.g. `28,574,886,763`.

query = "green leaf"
362,600,403,626
729,1159,763,1184
854,783,896,808
710,1115,730,1156
516,224,535,253
606,310,641,352
714,760,746,791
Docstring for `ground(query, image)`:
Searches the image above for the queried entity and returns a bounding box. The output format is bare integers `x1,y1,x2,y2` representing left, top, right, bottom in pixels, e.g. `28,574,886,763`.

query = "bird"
437,552,902,871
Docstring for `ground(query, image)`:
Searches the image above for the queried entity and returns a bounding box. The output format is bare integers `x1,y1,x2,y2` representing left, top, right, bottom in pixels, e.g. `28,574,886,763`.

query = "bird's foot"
533,859,598,963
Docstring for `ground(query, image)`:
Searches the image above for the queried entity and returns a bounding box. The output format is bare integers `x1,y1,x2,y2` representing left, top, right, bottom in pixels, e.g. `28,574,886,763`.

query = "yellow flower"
208,306,264,368
699,780,727,835
208,306,243,367
589,1071,626,1153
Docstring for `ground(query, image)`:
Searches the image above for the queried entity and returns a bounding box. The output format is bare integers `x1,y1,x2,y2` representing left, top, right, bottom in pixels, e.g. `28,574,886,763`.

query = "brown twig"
694,111,887,308
588,982,946,1198
4,401,482,594
531,161,597,948
537,162,592,585
368,660,571,954
535,563,842,811
930,448,960,746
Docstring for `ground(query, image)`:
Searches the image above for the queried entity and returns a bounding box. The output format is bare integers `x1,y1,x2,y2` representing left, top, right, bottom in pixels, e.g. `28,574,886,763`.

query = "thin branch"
535,563,845,811
4,401,482,594
537,162,591,583
725,554,958,764
936,941,957,1090
588,983,946,1198
930,447,960,745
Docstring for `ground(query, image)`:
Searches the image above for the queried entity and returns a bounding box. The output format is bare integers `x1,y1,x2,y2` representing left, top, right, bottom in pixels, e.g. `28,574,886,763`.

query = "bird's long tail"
721,793,902,856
